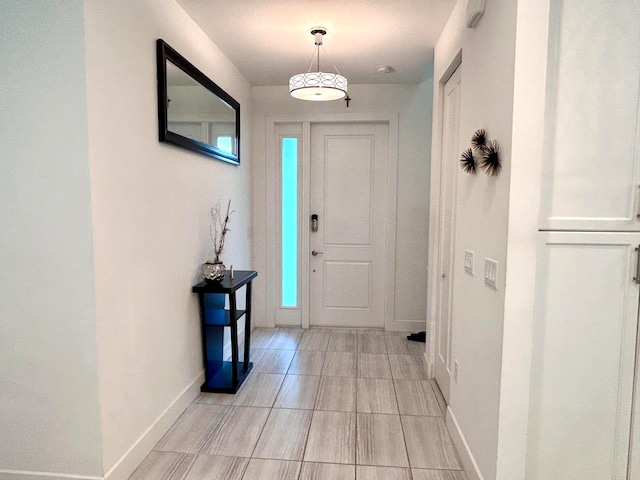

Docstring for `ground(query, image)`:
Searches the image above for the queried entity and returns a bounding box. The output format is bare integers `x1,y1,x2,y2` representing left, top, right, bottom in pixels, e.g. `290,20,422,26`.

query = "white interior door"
435,65,461,403
309,122,389,328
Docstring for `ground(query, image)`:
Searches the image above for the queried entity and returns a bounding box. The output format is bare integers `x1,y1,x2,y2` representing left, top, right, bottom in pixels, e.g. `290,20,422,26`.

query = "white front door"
435,65,461,403
309,122,389,328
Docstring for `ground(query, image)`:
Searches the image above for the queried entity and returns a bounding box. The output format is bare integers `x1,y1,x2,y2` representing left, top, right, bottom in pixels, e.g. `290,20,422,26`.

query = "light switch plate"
484,258,498,289
464,250,474,275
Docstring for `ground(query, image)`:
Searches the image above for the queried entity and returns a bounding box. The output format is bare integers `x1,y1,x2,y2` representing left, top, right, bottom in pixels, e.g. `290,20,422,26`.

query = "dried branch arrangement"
210,199,234,262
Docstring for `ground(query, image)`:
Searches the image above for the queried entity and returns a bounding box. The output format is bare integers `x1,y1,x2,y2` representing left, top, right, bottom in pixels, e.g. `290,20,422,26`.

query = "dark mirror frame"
157,39,240,165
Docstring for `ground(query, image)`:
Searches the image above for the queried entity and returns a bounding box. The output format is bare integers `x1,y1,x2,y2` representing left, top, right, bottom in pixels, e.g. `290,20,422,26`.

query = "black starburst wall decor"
471,129,488,152
459,129,502,177
481,140,501,176
460,148,476,174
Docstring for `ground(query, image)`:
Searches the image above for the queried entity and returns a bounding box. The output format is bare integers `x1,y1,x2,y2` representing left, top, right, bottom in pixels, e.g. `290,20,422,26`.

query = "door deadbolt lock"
311,214,318,232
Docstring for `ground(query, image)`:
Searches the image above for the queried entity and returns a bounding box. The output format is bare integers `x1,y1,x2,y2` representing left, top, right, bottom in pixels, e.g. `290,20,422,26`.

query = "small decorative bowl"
202,261,226,282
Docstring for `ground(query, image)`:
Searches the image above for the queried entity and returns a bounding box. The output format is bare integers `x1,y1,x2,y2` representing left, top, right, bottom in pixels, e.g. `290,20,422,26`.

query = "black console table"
192,270,257,393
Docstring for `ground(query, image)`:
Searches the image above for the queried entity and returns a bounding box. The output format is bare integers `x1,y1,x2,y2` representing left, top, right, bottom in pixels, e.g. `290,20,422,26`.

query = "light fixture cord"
303,33,341,74
306,45,318,73
320,45,342,75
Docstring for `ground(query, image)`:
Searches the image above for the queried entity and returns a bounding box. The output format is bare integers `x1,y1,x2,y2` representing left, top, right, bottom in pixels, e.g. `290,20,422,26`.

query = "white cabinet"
539,0,640,232
527,232,640,479
526,1,640,478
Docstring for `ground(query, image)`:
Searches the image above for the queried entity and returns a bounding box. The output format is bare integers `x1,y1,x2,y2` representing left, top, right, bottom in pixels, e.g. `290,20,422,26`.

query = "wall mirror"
157,39,240,165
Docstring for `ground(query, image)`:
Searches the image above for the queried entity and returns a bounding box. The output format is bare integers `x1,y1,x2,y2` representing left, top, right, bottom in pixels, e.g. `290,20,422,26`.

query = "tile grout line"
143,330,449,480
355,348,359,473
393,344,416,480
296,348,315,478
297,332,329,480
244,331,288,471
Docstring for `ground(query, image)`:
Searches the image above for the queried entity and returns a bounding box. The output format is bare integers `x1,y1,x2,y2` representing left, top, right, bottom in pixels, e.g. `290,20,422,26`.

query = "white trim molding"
446,407,485,480
263,112,401,331
0,471,103,480
0,372,203,480
426,51,463,376
102,372,204,480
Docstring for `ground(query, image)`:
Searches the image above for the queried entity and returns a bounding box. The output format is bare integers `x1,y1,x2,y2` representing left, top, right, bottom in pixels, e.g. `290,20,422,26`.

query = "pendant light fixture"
289,27,348,101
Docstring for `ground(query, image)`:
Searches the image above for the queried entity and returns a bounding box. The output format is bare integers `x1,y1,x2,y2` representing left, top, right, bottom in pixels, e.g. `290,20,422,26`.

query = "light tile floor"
129,328,467,480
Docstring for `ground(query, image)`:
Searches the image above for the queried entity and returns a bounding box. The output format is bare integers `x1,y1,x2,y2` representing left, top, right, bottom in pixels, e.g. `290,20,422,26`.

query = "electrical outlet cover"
464,250,474,275
484,258,498,289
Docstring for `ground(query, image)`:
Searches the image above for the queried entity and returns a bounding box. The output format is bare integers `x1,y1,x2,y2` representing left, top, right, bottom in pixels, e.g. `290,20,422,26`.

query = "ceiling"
176,0,456,86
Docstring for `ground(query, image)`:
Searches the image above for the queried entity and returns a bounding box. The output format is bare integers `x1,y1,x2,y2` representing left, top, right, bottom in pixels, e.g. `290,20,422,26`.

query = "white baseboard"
446,407,485,480
0,471,102,480
390,318,426,333
0,371,203,480
274,323,301,328
423,352,434,378
103,370,205,480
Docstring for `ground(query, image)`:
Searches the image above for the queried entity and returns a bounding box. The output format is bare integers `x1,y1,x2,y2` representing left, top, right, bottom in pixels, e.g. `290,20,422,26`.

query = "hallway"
129,328,466,480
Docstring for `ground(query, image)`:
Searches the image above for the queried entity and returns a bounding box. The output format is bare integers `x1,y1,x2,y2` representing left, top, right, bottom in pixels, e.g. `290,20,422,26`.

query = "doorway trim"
426,51,462,377
264,112,399,331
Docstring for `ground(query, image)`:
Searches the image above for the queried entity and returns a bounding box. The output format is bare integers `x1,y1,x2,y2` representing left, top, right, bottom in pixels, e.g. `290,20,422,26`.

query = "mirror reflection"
157,39,240,165
166,61,237,156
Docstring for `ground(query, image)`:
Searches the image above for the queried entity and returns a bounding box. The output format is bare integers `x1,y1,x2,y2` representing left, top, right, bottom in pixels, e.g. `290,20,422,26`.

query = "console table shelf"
192,270,257,393
203,309,247,326
203,361,251,391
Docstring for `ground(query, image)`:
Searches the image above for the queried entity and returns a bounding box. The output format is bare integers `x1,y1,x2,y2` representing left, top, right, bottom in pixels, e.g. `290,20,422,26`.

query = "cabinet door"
539,0,640,231
632,377,640,479
527,232,640,480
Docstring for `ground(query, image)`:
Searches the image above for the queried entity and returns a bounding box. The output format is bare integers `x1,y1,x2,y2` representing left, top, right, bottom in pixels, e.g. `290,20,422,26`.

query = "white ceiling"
176,0,456,86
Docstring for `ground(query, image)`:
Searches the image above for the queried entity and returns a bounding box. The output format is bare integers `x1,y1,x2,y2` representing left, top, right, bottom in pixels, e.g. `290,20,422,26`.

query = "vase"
202,261,226,282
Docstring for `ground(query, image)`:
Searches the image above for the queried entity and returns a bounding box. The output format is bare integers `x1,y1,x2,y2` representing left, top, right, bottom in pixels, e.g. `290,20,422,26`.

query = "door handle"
311,250,324,256
634,246,640,284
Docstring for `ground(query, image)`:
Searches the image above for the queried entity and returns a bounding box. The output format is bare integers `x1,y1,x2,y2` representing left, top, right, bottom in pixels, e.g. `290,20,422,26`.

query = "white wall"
429,1,518,478
83,0,253,476
0,1,103,477
496,1,550,478
251,78,433,331
1,1,253,478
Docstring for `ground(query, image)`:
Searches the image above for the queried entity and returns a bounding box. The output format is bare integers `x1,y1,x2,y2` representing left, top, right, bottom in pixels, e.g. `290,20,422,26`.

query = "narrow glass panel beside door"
281,137,298,307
